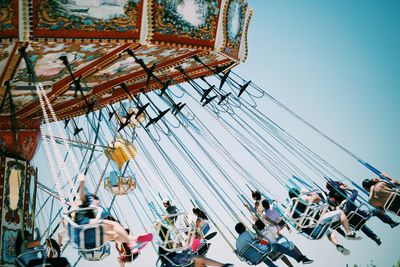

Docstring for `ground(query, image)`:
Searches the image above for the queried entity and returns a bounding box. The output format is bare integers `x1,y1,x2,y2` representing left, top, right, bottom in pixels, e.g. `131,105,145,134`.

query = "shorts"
320,210,341,224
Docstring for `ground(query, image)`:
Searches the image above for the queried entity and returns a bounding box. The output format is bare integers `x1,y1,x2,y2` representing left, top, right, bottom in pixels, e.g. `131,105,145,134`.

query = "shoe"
345,232,362,240
336,245,351,255
222,264,234,267
390,221,399,228
302,257,314,264
374,238,382,246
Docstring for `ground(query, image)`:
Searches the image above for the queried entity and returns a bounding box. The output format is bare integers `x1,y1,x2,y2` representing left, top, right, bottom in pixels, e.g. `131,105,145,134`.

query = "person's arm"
78,174,87,204
381,172,400,186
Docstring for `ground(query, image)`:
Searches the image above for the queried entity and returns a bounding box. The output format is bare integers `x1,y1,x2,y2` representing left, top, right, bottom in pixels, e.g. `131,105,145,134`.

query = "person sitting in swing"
235,222,313,266
72,174,153,254
158,224,233,267
362,172,400,217
254,220,312,267
288,188,361,240
251,191,265,215
327,180,398,244
261,199,291,232
192,208,210,237
163,200,179,223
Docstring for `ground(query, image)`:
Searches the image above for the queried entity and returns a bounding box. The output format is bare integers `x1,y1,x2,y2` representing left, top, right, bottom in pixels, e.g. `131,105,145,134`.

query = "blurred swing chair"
62,206,111,261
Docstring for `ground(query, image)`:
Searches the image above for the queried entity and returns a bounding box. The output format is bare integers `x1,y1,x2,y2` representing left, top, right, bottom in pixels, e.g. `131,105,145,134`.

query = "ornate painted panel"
150,0,221,48
0,0,18,38
222,0,247,58
0,158,26,265
32,0,144,39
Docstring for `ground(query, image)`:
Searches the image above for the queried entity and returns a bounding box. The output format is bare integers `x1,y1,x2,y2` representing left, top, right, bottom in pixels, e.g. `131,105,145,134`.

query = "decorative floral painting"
33,0,143,39
14,42,117,85
223,0,247,56
152,0,220,47
0,0,17,37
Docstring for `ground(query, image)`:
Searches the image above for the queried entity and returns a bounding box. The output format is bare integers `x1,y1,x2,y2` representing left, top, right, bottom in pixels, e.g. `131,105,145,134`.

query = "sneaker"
336,245,351,255
374,238,382,246
390,221,399,228
129,233,153,253
301,257,314,264
345,232,362,240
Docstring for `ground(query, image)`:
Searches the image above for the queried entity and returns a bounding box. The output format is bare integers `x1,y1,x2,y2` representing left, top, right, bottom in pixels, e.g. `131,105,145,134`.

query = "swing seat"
63,207,106,250
79,243,111,261
157,254,194,267
15,246,70,267
155,213,196,253
235,243,271,265
104,171,136,196
384,189,400,216
200,223,210,236
195,241,210,256
346,204,371,231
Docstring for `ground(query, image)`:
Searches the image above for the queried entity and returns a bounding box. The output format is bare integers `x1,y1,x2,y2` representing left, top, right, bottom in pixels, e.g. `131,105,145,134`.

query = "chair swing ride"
0,0,399,266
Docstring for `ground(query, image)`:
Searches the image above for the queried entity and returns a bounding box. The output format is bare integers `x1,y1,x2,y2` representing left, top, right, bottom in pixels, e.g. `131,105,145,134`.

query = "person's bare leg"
101,220,133,243
281,255,294,267
192,255,225,266
339,211,352,234
327,232,338,246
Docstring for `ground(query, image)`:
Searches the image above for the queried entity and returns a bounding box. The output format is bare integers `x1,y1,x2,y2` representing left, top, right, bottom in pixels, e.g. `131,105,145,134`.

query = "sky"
30,1,400,267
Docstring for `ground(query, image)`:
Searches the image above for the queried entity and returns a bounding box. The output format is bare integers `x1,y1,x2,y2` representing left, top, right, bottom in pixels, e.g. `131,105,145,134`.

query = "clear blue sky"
34,1,400,266
234,1,400,266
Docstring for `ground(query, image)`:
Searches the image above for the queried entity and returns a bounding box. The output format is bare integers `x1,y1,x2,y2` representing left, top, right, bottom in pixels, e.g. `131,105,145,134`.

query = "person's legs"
192,255,230,267
373,209,399,227
280,256,294,267
360,225,381,245
262,257,279,267
101,220,132,243
327,232,350,255
271,243,301,262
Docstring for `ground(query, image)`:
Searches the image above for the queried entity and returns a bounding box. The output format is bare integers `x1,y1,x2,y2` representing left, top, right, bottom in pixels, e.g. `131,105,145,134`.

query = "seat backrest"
384,189,400,216
236,243,269,265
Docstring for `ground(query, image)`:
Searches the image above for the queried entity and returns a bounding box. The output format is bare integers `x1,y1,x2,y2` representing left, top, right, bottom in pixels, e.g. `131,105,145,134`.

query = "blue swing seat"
63,207,106,250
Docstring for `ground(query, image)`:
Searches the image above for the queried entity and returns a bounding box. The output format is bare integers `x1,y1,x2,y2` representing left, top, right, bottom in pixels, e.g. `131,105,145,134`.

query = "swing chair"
104,170,137,195
78,243,111,261
63,206,107,250
384,188,400,216
286,191,336,240
154,212,196,253
104,138,138,195
343,203,371,231
15,231,70,267
234,243,271,265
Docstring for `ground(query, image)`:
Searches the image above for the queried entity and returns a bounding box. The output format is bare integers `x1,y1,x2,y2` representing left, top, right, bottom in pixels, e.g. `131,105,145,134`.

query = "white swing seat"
79,243,111,261
155,212,196,253
104,171,136,195
235,243,272,265
63,207,106,250
384,189,400,216
286,192,335,240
